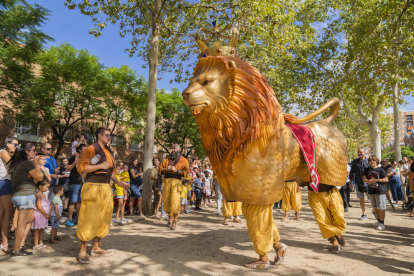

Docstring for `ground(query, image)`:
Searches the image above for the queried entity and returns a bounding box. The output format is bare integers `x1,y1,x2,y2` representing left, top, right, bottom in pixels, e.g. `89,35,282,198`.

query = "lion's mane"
191,56,285,178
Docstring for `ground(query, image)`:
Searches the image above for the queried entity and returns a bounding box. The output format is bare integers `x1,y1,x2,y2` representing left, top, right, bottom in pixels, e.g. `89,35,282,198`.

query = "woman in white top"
0,136,18,253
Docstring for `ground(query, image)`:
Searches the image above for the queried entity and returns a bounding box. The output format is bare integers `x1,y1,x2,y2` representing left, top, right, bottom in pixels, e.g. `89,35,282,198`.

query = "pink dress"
31,196,51,230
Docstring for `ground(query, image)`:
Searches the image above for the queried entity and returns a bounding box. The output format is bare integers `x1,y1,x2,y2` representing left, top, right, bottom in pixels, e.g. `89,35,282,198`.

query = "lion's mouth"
189,103,207,108
189,103,208,115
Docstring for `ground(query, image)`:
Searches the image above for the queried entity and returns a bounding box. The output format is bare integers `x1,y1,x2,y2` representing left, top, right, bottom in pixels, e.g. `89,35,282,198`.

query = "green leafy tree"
0,0,53,103
307,0,414,160
383,146,414,162
64,0,232,214
2,43,104,157
154,89,206,160
85,66,147,145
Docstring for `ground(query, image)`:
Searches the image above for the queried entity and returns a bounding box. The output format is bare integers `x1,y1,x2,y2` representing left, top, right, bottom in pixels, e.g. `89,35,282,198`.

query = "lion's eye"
202,80,211,86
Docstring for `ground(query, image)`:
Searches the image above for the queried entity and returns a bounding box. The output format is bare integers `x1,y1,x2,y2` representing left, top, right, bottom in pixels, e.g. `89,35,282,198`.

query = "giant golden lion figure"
183,56,348,268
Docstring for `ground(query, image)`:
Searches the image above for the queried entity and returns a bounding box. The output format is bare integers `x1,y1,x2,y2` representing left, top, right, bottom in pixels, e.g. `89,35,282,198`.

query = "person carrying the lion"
281,181,302,221
222,200,242,225
308,183,346,254
159,143,189,230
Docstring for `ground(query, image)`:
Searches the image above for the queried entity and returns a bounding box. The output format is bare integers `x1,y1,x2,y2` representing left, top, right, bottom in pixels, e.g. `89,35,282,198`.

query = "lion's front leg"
242,204,288,269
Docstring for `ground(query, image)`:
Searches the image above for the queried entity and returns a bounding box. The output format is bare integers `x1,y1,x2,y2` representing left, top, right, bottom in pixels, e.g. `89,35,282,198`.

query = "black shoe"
11,249,33,258
344,208,348,212
347,204,353,208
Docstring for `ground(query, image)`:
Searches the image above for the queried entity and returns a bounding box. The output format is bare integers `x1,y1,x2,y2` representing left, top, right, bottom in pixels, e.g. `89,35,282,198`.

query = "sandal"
40,243,50,249
49,239,59,244
91,249,113,256
55,236,62,241
33,245,44,251
281,217,289,222
170,221,177,230
245,258,270,269
77,254,90,264
223,218,229,225
335,236,346,247
1,243,13,253
274,243,288,265
233,217,242,223
328,237,340,254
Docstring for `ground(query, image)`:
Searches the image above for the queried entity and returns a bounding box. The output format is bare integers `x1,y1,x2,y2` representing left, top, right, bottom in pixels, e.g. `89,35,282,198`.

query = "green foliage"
382,146,414,162
0,0,53,95
84,65,147,144
137,88,206,159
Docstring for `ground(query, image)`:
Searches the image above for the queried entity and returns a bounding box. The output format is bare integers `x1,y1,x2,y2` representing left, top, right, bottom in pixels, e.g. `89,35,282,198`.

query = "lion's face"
182,67,230,117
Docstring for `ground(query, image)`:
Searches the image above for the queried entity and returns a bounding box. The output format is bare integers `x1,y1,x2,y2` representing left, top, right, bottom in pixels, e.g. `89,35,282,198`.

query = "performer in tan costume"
183,26,348,268
76,127,130,264
159,144,189,230
282,181,302,221
222,200,242,225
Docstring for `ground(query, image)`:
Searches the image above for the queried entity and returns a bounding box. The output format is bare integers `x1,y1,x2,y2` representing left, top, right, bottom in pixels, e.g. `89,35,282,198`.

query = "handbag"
357,185,368,193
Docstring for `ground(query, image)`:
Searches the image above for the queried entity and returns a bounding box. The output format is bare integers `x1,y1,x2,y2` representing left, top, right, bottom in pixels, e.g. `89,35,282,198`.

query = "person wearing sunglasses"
75,127,130,264
41,143,59,187
0,136,18,253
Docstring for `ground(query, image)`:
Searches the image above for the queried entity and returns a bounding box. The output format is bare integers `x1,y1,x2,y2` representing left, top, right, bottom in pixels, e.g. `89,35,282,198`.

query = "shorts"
0,179,12,196
69,184,82,203
11,195,36,210
117,195,125,199
194,189,202,199
187,191,192,198
51,216,60,229
180,198,187,205
356,186,368,199
369,194,386,210
383,182,390,190
130,185,142,198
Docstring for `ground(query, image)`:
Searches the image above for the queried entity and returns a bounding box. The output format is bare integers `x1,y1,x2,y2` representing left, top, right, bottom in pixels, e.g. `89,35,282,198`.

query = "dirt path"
1,188,414,276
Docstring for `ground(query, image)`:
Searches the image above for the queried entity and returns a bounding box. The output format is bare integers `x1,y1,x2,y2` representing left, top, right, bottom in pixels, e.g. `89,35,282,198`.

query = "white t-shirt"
0,149,10,180
206,169,213,179
71,141,78,155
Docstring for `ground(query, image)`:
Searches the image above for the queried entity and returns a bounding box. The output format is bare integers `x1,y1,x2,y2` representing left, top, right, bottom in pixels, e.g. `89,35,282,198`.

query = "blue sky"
27,1,414,113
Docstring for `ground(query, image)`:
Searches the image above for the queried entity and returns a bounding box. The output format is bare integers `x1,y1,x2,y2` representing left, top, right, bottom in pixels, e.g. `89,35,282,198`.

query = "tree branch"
339,91,370,126
155,135,170,154
357,96,369,121
361,94,375,112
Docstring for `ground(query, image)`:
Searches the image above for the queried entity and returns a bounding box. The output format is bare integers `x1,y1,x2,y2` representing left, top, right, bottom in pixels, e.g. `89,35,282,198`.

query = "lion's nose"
182,87,191,99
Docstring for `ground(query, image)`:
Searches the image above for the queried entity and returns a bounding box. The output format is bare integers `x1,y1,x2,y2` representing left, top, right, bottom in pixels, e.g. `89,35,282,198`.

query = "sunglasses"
44,148,53,150
8,143,18,147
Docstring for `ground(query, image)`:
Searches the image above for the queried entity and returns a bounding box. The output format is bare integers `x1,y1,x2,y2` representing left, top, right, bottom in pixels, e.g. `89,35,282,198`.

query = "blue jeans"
129,185,142,198
160,187,166,217
389,176,404,202
69,184,82,203
0,179,12,196
215,184,223,213
51,216,59,228
12,195,36,210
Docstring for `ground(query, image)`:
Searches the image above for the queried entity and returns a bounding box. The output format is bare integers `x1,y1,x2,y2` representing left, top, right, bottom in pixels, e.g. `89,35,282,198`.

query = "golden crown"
195,25,239,58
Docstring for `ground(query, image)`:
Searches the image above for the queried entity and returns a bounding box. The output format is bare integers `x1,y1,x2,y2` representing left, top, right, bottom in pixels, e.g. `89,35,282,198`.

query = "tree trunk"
142,0,160,215
370,108,381,159
393,77,401,162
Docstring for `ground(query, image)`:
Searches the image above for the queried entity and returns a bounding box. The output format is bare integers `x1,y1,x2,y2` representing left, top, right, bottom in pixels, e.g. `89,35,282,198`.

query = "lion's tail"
283,97,340,125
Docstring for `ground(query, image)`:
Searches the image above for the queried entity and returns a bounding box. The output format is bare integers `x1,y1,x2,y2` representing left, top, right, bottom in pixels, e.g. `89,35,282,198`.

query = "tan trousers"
222,200,242,218
162,178,181,214
77,182,113,242
242,204,280,256
282,181,302,213
308,188,346,239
